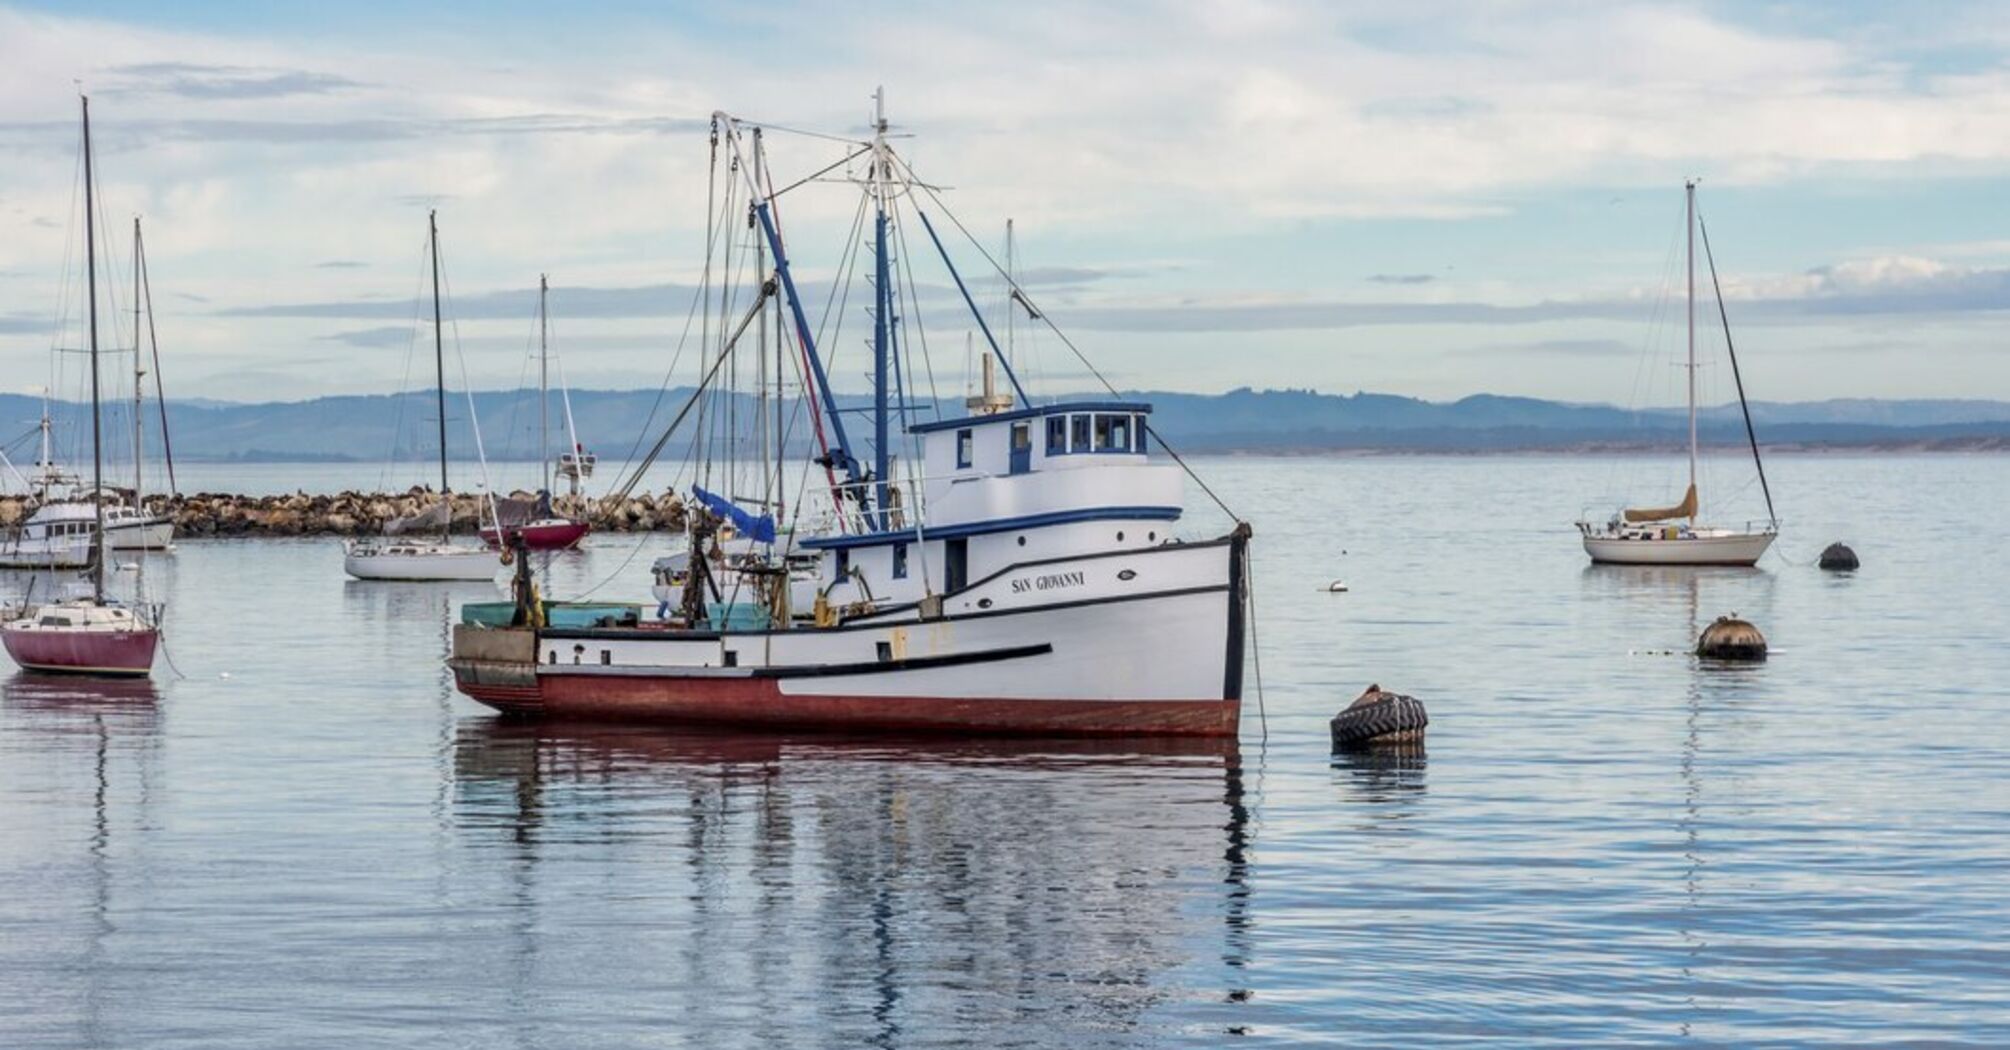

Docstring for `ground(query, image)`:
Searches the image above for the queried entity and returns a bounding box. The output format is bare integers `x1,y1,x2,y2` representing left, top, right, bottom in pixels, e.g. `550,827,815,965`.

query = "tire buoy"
1331,683,1428,750
1696,614,1767,661
1818,542,1859,571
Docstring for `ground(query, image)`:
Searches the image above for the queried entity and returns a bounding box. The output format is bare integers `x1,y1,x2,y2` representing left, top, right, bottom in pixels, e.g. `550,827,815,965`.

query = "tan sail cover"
384,500,451,535
1623,483,1697,523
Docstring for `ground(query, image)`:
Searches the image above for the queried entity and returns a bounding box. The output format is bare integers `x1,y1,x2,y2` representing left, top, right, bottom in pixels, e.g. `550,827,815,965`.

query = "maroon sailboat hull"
2,628,158,677
480,518,591,551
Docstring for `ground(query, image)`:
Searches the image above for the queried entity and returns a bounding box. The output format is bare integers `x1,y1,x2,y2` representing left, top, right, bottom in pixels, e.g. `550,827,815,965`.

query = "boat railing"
803,474,944,537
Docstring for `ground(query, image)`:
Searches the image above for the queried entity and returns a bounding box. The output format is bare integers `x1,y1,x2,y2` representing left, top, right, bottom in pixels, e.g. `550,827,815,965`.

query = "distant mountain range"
3,387,2008,469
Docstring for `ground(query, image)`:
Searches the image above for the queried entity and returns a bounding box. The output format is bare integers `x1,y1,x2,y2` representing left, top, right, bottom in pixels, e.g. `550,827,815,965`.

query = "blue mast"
750,200,860,487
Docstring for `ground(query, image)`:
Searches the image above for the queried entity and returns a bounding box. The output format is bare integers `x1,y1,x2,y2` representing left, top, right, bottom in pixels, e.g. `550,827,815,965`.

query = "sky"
0,0,2005,407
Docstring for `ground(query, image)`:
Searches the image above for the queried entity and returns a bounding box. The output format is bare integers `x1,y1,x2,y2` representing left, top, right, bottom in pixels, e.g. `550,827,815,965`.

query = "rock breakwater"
0,488,686,538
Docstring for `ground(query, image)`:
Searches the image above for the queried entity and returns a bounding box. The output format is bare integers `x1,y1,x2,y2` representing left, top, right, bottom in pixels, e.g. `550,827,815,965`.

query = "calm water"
3,454,2006,1047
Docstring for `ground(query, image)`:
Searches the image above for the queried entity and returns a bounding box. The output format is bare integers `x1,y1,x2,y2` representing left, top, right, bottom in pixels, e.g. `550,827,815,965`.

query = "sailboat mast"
429,210,449,506
133,217,144,503
1686,179,1697,522
137,218,177,497
83,96,105,602
539,274,550,495
871,88,891,530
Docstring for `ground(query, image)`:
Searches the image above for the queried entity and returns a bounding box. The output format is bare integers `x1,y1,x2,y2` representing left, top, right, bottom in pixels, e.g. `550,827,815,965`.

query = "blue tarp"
691,485,776,544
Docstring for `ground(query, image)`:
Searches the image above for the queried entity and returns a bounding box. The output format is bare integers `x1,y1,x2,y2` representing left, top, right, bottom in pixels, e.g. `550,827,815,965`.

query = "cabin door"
1009,422,1031,475
944,538,968,592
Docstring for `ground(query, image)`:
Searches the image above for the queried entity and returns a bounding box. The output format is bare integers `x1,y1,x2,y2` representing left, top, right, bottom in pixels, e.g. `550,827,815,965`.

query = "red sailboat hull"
480,518,591,551
2,627,158,677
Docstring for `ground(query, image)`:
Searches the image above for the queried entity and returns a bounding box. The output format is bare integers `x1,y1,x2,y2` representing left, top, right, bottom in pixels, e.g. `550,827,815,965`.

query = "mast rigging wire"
1697,209,1777,528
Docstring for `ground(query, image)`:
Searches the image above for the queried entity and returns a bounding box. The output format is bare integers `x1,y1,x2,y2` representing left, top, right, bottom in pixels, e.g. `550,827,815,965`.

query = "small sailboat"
1578,181,1778,567
344,211,500,582
3,96,161,677
480,275,592,552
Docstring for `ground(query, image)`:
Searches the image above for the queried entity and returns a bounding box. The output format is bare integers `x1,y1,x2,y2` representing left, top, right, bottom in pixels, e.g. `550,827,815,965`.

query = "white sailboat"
1578,181,1778,567
344,211,501,583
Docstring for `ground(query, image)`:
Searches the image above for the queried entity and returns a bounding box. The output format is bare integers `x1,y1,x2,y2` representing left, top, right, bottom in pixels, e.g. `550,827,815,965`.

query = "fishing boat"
480,276,592,552
343,211,501,582
1578,181,1778,567
449,98,1251,737
1,218,177,562
3,96,161,677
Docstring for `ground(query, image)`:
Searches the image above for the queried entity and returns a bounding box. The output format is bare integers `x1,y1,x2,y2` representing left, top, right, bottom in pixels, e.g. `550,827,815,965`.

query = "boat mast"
871,88,892,530
539,274,550,496
136,217,177,497
83,96,105,602
1685,179,1698,523
429,210,449,535
133,217,144,504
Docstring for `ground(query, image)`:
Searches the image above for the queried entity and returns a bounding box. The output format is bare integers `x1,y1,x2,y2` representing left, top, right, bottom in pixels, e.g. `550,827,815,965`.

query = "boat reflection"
1,672,160,1048
451,720,1253,1041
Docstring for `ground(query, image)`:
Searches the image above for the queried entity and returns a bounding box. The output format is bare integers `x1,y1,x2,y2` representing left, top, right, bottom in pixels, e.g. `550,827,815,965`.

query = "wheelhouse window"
1134,415,1149,453
1093,413,1131,452
1011,422,1030,452
1046,415,1067,454
892,542,908,579
956,428,974,469
1070,414,1091,451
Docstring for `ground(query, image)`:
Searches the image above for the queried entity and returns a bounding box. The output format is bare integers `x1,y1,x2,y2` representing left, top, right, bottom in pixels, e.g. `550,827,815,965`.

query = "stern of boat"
448,624,544,712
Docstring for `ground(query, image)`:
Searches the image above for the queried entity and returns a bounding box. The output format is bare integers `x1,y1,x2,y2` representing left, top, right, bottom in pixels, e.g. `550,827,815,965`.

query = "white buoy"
1327,580,1349,593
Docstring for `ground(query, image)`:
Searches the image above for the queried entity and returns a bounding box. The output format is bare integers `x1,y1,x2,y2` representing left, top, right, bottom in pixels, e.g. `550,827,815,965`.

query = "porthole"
1017,535,1026,546
1118,569,1137,581
1148,531,1157,542
1116,531,1125,542
977,598,994,609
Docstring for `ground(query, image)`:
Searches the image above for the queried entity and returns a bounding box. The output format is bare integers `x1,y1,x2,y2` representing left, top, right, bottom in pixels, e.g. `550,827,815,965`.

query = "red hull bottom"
457,673,1239,738
481,519,591,551
2,629,158,677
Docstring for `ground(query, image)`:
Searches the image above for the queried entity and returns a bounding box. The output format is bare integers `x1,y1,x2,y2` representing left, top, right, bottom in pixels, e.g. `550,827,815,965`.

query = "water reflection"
451,721,1253,1044
1,673,161,1049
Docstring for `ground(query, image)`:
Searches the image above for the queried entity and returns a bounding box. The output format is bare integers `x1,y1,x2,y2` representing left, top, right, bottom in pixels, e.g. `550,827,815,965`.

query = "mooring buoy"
1818,542,1859,571
1696,614,1767,661
1327,579,1349,593
1330,683,1429,750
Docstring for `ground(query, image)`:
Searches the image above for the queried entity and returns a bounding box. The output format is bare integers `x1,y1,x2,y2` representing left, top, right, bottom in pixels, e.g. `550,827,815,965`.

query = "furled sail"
489,492,554,529
384,500,450,535
1623,483,1697,523
692,485,775,543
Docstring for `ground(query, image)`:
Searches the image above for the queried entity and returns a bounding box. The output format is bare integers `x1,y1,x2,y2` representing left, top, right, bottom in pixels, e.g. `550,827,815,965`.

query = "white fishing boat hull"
0,538,93,570
1582,529,1775,567
453,532,1247,736
344,541,499,581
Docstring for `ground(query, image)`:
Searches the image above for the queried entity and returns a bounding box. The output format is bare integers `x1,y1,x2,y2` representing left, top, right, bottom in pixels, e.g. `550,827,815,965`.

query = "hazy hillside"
3,387,2007,469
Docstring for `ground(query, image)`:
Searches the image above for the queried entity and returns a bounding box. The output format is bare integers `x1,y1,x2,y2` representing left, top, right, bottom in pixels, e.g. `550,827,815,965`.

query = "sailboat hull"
106,517,174,551
2,622,158,676
1583,530,1775,567
480,518,591,551
344,543,500,581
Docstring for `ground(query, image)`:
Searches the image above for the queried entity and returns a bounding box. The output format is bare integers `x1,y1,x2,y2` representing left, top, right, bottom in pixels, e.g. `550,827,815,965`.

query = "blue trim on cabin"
907,400,1153,435
800,504,1181,550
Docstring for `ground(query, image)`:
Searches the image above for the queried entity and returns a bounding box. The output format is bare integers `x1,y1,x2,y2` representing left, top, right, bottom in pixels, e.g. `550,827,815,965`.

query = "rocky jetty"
0,488,685,539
